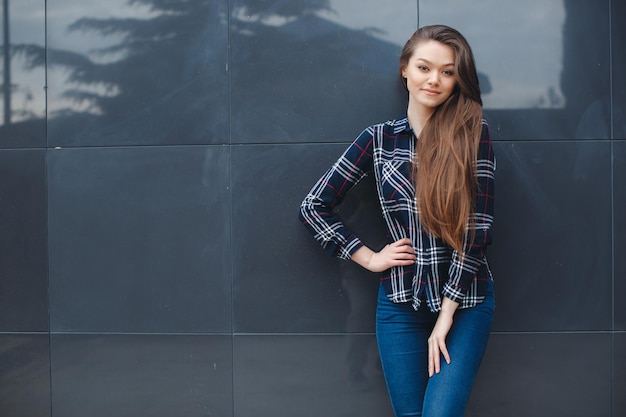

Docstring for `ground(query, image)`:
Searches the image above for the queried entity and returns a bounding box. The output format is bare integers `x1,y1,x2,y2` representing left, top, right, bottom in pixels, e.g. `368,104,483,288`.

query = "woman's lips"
421,88,440,96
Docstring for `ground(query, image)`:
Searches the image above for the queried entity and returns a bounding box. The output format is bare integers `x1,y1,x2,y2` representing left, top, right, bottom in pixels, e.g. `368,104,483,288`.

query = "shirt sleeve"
442,122,496,303
298,127,375,260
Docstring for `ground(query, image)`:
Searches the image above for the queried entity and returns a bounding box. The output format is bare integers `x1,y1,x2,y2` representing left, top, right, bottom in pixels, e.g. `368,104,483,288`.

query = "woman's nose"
428,73,440,85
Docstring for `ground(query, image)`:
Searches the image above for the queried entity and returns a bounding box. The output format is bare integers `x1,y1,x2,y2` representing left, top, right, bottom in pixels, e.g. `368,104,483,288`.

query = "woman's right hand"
351,238,416,273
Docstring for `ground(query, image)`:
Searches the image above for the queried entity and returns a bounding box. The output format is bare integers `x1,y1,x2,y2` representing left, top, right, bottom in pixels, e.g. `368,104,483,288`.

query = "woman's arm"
299,127,377,259
428,296,459,377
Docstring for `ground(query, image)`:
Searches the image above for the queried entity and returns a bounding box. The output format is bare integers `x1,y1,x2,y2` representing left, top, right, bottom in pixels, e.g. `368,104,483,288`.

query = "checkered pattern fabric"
299,117,495,311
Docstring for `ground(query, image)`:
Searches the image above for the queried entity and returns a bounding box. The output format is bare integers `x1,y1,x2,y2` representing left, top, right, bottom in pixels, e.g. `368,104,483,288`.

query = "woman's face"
402,40,456,111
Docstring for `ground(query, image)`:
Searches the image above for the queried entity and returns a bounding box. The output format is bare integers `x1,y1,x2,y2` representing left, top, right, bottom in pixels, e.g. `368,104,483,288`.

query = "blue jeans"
376,280,494,417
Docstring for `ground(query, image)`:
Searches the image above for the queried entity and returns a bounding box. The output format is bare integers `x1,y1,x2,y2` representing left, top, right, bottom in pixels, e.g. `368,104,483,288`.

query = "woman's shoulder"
367,117,411,134
479,117,491,139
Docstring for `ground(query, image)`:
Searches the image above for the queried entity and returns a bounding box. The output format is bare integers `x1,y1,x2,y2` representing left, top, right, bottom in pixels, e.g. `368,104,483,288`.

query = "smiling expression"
401,40,457,112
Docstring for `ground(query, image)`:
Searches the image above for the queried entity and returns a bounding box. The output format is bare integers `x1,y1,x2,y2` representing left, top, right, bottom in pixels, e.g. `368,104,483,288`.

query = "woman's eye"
442,70,454,76
418,65,429,71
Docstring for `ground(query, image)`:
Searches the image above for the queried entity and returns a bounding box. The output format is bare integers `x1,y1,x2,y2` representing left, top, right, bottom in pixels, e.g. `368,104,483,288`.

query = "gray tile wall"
0,0,623,416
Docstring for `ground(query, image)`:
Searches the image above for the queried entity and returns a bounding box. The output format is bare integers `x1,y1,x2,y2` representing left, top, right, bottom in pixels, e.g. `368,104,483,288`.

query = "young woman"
299,25,495,416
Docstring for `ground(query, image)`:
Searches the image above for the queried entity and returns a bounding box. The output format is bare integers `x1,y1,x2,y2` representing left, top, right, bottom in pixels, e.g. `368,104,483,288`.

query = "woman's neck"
406,101,434,137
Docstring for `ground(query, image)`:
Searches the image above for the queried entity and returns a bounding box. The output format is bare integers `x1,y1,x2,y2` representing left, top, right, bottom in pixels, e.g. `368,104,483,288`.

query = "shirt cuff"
441,277,469,304
338,235,365,260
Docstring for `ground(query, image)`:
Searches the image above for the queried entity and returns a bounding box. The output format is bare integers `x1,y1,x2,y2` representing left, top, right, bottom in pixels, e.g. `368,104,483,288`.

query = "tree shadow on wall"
44,0,232,146
14,0,407,146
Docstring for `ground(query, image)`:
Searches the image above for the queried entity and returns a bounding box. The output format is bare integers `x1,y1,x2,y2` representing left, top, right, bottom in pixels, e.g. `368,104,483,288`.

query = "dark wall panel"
234,335,390,416
615,141,626,330
489,141,612,331
615,333,626,417
51,334,232,417
467,333,612,417
232,144,385,333
48,146,231,333
0,150,48,332
0,334,50,417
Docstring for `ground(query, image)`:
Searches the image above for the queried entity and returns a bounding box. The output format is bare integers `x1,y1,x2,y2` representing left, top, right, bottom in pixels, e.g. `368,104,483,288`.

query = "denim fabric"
376,280,495,417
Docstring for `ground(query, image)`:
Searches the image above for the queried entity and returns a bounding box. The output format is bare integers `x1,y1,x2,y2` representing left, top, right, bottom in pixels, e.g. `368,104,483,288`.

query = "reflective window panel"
419,0,611,140
46,0,229,146
231,0,416,143
613,0,626,138
0,0,45,148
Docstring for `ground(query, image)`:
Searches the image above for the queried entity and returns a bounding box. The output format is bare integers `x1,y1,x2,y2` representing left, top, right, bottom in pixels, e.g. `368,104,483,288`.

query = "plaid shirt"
299,117,495,311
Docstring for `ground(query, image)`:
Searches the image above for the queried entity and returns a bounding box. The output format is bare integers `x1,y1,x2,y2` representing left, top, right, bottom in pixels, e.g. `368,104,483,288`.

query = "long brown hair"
400,25,483,254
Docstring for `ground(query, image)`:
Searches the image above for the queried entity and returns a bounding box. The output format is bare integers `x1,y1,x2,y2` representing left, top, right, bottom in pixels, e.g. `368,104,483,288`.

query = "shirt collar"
397,116,414,135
